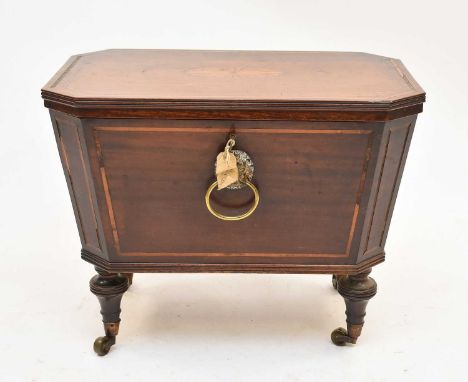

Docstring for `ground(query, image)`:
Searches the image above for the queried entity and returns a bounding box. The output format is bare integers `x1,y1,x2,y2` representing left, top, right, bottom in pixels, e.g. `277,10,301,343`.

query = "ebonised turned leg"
90,268,129,356
331,269,377,346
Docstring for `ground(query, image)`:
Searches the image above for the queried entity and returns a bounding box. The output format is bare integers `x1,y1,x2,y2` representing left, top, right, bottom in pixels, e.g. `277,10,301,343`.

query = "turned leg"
331,269,377,346
90,268,129,356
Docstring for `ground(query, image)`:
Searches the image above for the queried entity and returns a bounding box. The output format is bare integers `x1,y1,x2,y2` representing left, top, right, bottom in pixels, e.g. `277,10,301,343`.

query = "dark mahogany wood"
49,112,417,272
42,50,424,121
42,50,424,352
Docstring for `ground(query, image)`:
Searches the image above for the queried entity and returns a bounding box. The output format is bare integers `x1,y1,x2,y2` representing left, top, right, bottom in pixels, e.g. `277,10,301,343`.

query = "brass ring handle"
205,180,260,221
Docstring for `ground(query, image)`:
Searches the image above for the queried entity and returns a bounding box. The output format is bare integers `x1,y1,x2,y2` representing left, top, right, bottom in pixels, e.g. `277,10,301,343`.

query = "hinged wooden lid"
42,49,425,121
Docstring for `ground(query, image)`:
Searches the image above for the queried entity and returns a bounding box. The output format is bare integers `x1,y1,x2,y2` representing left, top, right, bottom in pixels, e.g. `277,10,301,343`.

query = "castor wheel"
331,327,352,346
332,274,338,290
93,335,116,356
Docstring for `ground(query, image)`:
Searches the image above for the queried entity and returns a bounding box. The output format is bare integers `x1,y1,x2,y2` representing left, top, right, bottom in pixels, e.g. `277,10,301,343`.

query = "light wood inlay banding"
95,126,373,259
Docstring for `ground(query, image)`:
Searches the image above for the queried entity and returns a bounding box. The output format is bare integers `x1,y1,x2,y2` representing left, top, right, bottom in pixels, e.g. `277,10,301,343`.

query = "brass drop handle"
205,136,259,221
205,180,260,221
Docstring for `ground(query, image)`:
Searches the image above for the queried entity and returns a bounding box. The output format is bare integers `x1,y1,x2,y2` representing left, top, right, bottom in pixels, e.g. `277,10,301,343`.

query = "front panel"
83,119,383,265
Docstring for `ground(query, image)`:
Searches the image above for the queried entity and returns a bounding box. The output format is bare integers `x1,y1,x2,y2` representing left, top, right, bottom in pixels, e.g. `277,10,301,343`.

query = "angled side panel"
50,110,106,257
357,116,417,262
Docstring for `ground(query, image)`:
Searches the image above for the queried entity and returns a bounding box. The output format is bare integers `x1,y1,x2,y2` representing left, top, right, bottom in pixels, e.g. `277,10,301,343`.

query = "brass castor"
331,327,353,346
93,335,116,356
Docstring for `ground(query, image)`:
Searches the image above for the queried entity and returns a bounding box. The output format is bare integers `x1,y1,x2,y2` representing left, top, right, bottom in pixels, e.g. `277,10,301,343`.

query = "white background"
1,1,467,381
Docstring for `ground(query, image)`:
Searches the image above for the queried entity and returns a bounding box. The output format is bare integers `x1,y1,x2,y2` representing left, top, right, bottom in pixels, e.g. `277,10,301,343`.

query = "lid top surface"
43,49,424,104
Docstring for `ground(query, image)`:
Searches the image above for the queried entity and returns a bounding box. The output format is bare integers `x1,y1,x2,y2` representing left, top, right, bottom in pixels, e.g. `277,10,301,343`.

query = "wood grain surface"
43,50,423,102
42,50,425,121
43,50,424,274
94,122,372,258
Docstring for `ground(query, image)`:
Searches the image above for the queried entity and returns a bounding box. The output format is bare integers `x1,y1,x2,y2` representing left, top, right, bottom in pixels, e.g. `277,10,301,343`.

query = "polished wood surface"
42,50,424,121
43,50,425,274
92,121,374,259
43,50,423,102
50,111,416,273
